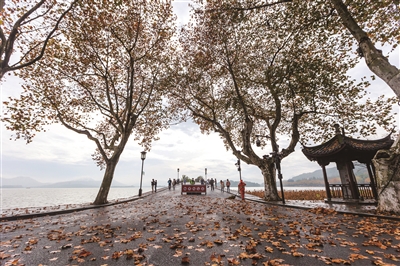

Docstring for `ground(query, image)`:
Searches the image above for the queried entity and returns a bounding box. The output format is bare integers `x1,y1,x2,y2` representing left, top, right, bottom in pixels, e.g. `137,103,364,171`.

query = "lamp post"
138,151,146,197
271,151,285,204
235,159,242,181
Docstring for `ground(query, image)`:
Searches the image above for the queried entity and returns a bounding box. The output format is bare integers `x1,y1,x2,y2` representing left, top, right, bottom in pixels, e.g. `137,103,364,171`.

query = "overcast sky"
0,1,399,188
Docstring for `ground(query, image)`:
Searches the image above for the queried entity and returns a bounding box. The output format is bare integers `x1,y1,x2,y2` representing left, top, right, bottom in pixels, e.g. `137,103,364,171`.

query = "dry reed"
246,189,326,200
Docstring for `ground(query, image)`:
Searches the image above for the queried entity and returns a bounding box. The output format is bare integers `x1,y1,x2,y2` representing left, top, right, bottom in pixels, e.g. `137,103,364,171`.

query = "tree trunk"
92,158,119,205
330,0,400,98
373,135,400,214
261,162,280,201
330,0,400,212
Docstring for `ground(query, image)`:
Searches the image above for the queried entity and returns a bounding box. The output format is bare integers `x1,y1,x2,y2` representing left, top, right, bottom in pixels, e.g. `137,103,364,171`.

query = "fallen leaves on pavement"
2,192,400,265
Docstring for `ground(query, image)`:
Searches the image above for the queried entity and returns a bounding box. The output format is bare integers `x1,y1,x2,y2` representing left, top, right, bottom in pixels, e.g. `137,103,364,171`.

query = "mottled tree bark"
261,163,280,201
373,139,400,213
93,155,121,205
330,0,400,97
330,0,400,213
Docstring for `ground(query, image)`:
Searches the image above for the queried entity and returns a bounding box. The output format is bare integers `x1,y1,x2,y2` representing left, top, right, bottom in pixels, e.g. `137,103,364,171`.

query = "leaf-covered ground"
1,189,400,265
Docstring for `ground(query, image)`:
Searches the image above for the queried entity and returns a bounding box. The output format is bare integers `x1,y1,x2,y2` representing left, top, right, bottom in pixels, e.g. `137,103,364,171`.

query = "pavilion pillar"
336,161,353,199
366,162,378,200
321,164,332,201
346,161,360,200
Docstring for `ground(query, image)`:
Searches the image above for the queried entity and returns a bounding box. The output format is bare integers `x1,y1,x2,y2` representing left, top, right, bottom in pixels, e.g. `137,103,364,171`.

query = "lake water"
1,186,154,210
1,186,323,210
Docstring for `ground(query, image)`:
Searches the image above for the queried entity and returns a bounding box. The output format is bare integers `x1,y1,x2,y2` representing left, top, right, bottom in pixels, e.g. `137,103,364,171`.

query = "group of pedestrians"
209,178,231,192
167,178,178,190
219,179,231,192
153,177,240,198
151,179,157,192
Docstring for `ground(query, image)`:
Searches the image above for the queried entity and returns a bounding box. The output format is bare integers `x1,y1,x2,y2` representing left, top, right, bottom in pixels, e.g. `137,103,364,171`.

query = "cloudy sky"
1,1,398,188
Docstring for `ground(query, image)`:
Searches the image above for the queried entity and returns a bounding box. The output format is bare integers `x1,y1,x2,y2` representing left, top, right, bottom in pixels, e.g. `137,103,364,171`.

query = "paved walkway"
1,187,400,265
1,187,394,221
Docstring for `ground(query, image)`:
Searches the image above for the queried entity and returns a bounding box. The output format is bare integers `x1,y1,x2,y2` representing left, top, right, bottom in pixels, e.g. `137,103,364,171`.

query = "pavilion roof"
302,134,393,164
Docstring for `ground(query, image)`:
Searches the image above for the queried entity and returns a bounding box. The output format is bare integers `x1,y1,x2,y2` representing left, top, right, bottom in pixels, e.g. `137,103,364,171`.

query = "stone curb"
219,189,400,222
242,194,400,222
1,187,168,222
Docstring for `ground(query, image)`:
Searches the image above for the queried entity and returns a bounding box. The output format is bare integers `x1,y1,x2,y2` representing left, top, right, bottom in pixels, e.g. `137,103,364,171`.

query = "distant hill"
2,176,46,188
1,176,130,188
228,180,262,187
288,168,336,181
284,165,369,186
288,165,368,181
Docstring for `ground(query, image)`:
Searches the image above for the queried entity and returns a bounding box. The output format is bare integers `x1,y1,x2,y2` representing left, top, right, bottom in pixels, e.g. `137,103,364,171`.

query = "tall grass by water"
247,189,326,200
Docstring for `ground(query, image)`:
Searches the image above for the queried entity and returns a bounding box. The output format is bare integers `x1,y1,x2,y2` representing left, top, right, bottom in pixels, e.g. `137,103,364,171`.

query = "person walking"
172,179,176,190
209,178,214,191
154,180,157,192
151,179,155,192
226,179,231,193
168,178,172,190
220,180,225,192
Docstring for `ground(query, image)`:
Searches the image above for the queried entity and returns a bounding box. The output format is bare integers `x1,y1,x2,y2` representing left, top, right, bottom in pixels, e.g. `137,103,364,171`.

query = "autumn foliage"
3,0,177,205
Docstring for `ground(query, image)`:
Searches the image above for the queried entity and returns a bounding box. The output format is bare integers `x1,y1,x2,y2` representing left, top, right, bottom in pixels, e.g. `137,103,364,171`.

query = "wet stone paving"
1,188,400,265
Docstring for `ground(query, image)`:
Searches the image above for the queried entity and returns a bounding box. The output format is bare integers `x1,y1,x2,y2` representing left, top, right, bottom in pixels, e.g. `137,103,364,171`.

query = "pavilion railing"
357,184,375,200
329,184,351,199
328,184,375,200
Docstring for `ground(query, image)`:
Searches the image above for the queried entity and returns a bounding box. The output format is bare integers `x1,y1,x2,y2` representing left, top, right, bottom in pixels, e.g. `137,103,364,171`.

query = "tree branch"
1,0,78,79
330,0,400,98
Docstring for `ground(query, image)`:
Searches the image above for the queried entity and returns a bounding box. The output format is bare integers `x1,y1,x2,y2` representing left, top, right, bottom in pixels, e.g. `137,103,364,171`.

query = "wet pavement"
1,187,400,265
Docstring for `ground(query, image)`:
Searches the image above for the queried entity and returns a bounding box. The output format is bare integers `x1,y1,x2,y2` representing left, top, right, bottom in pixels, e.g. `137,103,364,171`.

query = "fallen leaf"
0,253,11,259
111,251,123,259
78,249,92,258
213,239,223,245
265,246,273,253
182,256,190,264
227,258,240,265
125,249,134,260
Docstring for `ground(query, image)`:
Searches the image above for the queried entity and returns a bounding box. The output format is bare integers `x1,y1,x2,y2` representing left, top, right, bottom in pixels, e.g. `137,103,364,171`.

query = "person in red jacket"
238,180,246,200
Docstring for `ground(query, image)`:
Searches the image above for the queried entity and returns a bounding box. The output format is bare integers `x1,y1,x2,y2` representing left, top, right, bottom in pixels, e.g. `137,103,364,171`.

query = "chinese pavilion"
302,124,393,202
